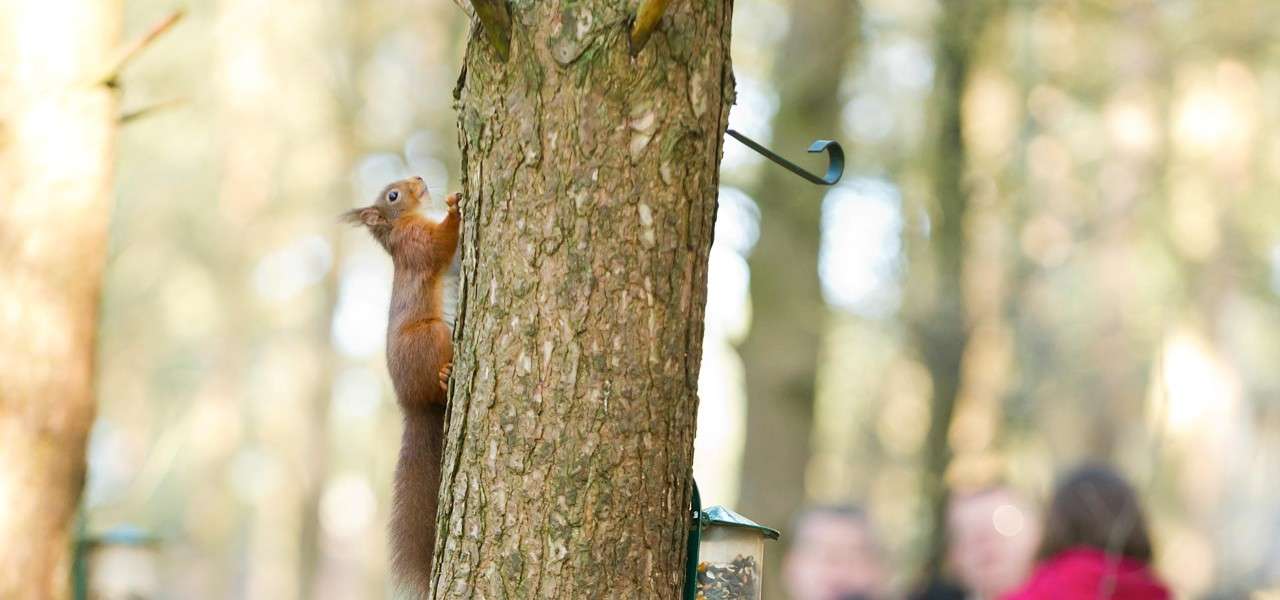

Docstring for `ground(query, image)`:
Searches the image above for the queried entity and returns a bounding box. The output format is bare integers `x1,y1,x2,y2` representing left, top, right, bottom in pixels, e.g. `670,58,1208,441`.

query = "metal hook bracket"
726,128,845,186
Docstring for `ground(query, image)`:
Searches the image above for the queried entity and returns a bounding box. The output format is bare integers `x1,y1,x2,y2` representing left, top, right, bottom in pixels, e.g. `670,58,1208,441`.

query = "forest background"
46,0,1280,597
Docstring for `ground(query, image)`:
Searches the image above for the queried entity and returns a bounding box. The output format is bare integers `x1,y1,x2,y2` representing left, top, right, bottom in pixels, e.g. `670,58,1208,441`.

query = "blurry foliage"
83,0,1280,597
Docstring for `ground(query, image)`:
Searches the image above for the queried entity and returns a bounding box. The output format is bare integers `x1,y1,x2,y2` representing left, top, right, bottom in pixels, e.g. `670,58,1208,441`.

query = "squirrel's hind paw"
438,362,453,392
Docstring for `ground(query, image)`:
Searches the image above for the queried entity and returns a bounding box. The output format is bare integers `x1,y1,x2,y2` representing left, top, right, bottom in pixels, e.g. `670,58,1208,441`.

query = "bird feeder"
685,482,780,600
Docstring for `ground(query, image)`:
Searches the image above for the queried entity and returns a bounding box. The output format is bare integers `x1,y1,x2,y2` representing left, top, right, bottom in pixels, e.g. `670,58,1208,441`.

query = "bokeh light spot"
992,504,1024,537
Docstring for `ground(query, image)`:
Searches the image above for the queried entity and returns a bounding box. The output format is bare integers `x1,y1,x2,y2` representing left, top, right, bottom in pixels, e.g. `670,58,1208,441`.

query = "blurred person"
1002,465,1170,600
945,485,1040,600
782,505,888,600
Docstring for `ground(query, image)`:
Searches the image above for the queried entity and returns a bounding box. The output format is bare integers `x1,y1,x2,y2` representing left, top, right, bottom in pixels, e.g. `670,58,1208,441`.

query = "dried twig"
99,9,186,86
119,98,186,124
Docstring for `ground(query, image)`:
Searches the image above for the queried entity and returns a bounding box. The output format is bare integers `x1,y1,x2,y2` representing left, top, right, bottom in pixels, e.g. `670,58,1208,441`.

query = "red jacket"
1001,547,1171,600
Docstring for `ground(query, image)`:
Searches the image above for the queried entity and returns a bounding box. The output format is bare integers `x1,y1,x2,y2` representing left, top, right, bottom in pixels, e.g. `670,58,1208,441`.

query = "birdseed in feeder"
695,554,760,600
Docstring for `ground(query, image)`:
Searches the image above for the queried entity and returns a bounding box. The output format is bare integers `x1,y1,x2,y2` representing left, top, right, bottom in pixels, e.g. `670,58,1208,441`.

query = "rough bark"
431,1,733,596
909,0,989,577
0,1,121,597
735,2,859,598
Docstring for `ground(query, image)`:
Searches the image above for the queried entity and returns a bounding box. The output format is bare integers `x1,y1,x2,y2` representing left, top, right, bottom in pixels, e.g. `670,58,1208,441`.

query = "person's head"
782,505,886,600
946,485,1039,600
1038,464,1153,563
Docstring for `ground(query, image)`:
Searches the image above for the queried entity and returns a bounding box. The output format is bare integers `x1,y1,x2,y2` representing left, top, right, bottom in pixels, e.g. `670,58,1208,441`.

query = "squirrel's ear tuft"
340,208,365,225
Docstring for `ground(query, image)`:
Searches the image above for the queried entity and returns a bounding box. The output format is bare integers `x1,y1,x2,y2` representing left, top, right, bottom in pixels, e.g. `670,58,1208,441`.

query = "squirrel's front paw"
438,362,453,392
446,192,461,214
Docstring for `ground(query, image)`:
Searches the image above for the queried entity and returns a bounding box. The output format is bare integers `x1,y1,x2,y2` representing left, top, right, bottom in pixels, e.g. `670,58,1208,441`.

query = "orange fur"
346,177,460,596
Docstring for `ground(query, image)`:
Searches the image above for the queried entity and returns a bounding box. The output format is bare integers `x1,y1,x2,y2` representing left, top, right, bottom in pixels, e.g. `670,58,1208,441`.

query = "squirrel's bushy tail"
390,406,447,598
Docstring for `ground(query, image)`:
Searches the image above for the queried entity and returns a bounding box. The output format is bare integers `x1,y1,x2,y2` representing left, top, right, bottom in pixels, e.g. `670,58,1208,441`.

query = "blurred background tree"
736,2,861,598
908,0,1005,577
5,0,1270,597
0,0,120,596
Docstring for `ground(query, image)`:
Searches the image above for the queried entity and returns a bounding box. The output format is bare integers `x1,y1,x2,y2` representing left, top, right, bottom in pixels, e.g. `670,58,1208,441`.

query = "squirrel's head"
343,176,429,226
374,176,429,218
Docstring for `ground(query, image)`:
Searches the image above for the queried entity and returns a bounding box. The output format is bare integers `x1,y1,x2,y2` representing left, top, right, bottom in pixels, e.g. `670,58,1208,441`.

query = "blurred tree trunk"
295,4,365,596
736,1,859,597
212,1,354,596
0,1,121,597
908,0,992,577
431,1,733,596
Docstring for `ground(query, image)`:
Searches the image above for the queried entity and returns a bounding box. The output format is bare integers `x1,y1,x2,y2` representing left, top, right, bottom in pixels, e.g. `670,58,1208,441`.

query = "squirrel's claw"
446,192,461,214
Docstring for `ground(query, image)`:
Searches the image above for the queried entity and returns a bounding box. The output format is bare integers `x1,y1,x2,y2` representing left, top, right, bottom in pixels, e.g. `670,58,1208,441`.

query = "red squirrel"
344,176,459,596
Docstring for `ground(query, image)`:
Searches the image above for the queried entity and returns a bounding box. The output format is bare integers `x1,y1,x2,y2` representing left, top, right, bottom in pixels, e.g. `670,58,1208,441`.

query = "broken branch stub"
471,0,512,62
629,0,672,56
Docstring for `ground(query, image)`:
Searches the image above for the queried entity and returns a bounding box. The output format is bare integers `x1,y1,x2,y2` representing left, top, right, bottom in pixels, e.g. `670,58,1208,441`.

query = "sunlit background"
83,0,1280,597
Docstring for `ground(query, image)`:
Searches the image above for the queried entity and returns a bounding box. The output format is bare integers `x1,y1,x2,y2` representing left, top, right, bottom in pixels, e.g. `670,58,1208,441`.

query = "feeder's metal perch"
726,128,845,186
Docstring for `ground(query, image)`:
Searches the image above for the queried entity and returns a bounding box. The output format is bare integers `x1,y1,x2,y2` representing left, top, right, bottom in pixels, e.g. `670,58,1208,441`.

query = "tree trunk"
431,1,733,596
0,1,120,597
735,2,859,598
909,0,990,577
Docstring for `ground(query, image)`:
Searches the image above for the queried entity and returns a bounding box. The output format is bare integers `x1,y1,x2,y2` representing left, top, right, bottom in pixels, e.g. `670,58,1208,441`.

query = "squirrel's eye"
387,190,400,203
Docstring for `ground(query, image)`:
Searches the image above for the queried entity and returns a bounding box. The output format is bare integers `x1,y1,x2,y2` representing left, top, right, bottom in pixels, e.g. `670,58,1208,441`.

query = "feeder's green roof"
700,506,780,540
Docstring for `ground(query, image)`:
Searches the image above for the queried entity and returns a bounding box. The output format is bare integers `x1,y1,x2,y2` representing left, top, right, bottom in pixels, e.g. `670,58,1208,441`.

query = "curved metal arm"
726,128,845,186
